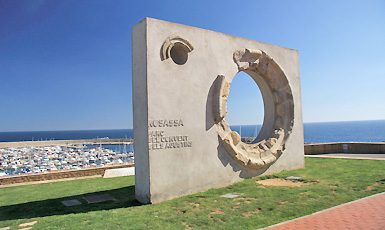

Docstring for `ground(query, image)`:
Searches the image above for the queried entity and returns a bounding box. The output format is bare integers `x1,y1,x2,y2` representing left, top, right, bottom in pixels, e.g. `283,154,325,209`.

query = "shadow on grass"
0,185,144,221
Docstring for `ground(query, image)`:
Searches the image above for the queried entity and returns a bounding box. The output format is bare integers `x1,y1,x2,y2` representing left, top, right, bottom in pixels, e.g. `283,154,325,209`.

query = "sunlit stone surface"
132,18,304,204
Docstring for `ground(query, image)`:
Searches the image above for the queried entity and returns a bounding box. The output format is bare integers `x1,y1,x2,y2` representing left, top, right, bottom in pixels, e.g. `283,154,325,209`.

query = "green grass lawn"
1,158,384,229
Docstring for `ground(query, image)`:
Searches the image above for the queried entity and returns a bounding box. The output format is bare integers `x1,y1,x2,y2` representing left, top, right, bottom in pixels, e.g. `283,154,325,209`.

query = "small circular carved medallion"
161,35,194,65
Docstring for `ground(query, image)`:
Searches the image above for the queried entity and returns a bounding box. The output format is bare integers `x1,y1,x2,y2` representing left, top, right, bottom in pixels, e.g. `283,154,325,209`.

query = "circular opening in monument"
226,71,264,143
170,43,188,65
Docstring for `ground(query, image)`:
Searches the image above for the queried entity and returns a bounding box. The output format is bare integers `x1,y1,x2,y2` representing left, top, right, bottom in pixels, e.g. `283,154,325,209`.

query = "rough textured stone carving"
213,75,230,123
213,48,295,169
161,35,194,64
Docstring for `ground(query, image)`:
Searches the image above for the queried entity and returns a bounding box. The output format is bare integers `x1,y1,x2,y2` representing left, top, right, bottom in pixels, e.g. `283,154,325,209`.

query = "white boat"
33,167,40,173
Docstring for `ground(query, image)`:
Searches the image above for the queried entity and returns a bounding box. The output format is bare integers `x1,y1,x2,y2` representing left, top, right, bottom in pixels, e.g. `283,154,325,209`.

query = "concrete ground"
306,153,385,160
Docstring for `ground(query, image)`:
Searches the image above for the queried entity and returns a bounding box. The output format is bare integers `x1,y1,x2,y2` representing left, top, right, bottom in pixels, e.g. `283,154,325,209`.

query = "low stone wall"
0,163,134,185
305,142,385,155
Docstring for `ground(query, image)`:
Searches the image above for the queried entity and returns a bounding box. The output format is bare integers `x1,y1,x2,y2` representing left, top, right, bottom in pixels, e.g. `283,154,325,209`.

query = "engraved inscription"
148,118,192,150
148,119,184,128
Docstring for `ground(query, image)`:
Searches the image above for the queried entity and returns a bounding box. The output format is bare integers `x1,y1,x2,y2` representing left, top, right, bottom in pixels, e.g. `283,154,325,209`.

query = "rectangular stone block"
82,194,116,204
61,199,82,207
132,18,304,204
103,167,135,178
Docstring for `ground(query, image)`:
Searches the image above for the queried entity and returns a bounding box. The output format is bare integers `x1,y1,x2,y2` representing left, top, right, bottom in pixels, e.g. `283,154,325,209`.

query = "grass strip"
1,158,384,229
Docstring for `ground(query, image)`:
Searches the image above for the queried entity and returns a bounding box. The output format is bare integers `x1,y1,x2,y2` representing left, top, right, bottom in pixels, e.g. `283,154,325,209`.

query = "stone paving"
264,192,385,230
82,193,116,204
61,199,82,207
305,153,385,160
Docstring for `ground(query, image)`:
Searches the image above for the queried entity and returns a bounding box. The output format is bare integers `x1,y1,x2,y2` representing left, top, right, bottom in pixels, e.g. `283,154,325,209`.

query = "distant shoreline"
1,120,385,143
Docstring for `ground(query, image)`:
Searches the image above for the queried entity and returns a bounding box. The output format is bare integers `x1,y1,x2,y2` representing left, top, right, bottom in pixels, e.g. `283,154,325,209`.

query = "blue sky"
0,0,384,131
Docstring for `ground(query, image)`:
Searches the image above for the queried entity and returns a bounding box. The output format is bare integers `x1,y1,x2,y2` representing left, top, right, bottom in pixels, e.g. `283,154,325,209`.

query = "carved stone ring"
213,49,295,169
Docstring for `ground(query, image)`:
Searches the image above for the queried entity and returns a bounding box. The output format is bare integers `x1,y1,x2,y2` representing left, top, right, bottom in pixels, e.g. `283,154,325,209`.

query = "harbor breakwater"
0,138,133,148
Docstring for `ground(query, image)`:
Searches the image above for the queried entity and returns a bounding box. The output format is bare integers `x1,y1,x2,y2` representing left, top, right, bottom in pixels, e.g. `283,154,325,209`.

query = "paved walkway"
306,153,385,160
0,175,101,188
264,192,385,230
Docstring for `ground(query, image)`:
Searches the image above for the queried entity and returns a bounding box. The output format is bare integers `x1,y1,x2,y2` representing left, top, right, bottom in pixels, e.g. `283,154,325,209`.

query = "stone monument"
132,18,304,204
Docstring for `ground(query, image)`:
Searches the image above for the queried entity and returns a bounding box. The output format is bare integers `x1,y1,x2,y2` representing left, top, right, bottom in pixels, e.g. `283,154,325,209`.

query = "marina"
1,120,385,177
0,141,134,177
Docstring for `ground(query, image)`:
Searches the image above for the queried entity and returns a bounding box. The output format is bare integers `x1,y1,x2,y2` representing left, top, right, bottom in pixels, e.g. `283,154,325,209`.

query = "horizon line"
1,119,384,133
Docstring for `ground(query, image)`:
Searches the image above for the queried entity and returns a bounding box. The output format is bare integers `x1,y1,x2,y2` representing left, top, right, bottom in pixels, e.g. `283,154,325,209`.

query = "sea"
1,120,385,144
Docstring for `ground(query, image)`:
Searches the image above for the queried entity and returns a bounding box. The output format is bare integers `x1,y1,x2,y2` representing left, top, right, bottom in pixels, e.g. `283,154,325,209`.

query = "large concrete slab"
132,18,304,204
82,194,116,204
61,199,82,207
103,167,135,178
305,153,385,160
